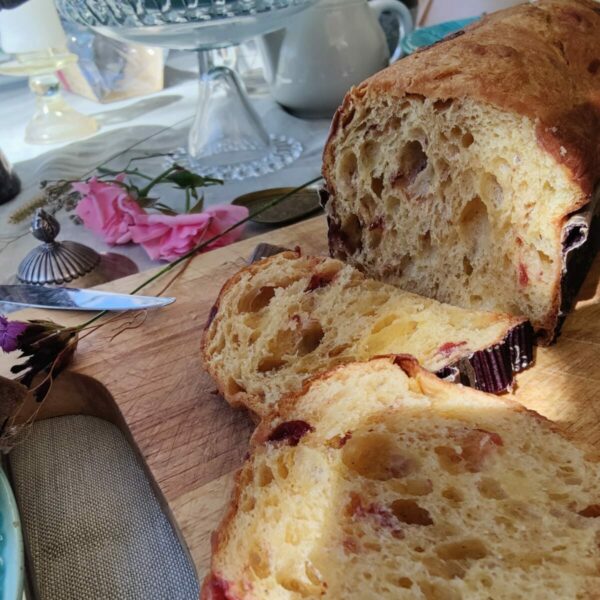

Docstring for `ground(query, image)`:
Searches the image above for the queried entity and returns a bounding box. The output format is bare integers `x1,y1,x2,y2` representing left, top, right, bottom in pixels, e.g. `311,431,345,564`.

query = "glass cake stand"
56,0,316,179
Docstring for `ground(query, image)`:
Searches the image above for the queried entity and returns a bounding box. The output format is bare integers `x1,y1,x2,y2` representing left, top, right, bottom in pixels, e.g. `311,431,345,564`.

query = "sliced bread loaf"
322,0,600,344
202,252,533,418
202,356,600,600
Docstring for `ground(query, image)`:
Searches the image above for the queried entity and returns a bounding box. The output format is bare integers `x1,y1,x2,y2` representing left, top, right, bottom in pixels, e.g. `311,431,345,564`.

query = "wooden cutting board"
2,213,600,583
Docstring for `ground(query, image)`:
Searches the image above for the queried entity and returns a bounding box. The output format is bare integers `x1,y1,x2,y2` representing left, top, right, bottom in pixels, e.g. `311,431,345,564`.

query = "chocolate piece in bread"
437,320,534,393
552,192,600,342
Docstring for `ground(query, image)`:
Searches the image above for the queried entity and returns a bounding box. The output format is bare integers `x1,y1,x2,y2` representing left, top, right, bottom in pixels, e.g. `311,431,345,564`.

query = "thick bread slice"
202,252,533,418
322,0,600,345
202,356,600,600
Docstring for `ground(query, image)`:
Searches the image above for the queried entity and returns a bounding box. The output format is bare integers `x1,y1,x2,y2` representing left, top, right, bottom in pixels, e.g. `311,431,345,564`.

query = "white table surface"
0,51,331,281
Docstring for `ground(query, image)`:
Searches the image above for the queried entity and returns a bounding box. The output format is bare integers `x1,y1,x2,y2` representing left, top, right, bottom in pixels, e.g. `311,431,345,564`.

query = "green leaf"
165,170,224,189
136,195,156,208
188,194,205,214
153,203,178,216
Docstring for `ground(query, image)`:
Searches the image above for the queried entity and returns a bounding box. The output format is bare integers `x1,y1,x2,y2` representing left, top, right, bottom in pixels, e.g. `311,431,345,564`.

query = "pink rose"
73,176,145,245
129,204,249,261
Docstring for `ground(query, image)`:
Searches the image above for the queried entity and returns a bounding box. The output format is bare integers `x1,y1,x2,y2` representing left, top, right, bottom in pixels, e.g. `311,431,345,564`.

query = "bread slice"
202,251,533,418
322,0,600,345
202,356,600,600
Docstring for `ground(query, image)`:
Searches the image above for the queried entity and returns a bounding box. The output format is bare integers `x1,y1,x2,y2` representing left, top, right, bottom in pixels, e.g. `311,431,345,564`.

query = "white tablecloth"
0,52,331,280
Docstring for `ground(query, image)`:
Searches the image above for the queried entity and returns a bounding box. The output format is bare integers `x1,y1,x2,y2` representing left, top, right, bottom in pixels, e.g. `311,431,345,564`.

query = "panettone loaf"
202,356,600,599
202,252,533,418
322,0,600,345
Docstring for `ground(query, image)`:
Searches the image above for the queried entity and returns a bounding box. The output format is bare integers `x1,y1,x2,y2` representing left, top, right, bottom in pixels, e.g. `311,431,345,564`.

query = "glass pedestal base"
172,134,302,180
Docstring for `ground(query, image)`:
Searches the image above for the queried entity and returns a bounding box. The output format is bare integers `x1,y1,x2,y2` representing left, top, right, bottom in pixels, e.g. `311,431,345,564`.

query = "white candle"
0,0,66,55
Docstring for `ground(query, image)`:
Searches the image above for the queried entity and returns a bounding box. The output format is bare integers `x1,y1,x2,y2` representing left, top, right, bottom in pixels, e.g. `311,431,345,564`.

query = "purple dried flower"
0,315,28,353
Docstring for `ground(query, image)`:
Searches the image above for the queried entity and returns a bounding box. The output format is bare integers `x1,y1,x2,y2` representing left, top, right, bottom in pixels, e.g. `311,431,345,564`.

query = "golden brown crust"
323,0,600,198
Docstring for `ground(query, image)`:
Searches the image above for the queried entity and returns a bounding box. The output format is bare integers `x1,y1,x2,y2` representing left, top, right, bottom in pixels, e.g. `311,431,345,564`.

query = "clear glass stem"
176,47,302,180
25,72,97,145
187,48,271,161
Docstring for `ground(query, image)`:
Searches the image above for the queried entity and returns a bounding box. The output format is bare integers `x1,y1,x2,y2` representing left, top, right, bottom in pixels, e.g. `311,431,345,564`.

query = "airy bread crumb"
202,252,532,418
203,357,600,600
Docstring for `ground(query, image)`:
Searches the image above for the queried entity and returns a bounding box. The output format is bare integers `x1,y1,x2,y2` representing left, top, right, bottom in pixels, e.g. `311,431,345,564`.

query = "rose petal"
73,176,144,246
130,206,247,262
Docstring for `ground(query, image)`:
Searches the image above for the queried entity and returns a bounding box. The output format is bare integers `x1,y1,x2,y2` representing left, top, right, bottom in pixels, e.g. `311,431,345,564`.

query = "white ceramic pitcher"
258,0,413,117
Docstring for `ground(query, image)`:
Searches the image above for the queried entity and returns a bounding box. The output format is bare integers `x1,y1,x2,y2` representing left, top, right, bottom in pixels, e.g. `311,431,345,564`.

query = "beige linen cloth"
9,415,199,600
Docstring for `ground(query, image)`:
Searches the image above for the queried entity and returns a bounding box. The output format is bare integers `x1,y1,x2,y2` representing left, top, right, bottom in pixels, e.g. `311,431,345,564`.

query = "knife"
0,285,175,311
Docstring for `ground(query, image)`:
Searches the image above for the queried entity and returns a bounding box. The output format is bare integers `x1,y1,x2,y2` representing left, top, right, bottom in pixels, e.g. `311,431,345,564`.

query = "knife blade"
0,285,175,311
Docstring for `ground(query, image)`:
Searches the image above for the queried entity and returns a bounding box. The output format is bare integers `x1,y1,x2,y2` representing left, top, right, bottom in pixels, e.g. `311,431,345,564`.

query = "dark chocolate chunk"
457,342,514,393
438,321,534,394
554,207,600,343
506,320,535,372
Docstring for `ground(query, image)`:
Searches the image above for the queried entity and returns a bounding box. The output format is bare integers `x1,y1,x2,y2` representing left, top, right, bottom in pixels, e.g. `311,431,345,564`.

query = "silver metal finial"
31,208,61,243
17,209,101,286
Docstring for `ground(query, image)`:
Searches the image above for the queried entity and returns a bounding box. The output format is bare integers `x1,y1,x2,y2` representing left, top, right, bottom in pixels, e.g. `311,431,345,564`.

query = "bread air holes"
238,285,276,313
226,377,246,396
441,486,464,504
391,140,428,188
276,574,320,596
257,355,287,373
256,463,274,487
423,556,465,580
370,176,384,198
259,319,324,372
338,213,363,255
396,577,413,589
435,538,488,561
461,132,474,148
338,151,358,190
391,477,433,496
420,231,432,253
248,544,271,578
342,432,419,480
297,320,325,356
390,499,433,526
418,580,461,600
367,226,383,250
304,562,324,588
478,477,507,500
360,140,379,171
462,256,473,276
365,318,418,355
433,99,453,113
458,195,490,242
480,172,503,209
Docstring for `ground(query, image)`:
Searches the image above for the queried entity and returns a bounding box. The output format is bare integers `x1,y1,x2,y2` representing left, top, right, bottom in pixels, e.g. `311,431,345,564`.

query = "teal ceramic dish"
401,18,478,56
0,468,23,600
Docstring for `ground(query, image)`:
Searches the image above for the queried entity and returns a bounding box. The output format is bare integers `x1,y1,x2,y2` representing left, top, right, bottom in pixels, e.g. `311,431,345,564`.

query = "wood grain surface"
2,214,599,581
